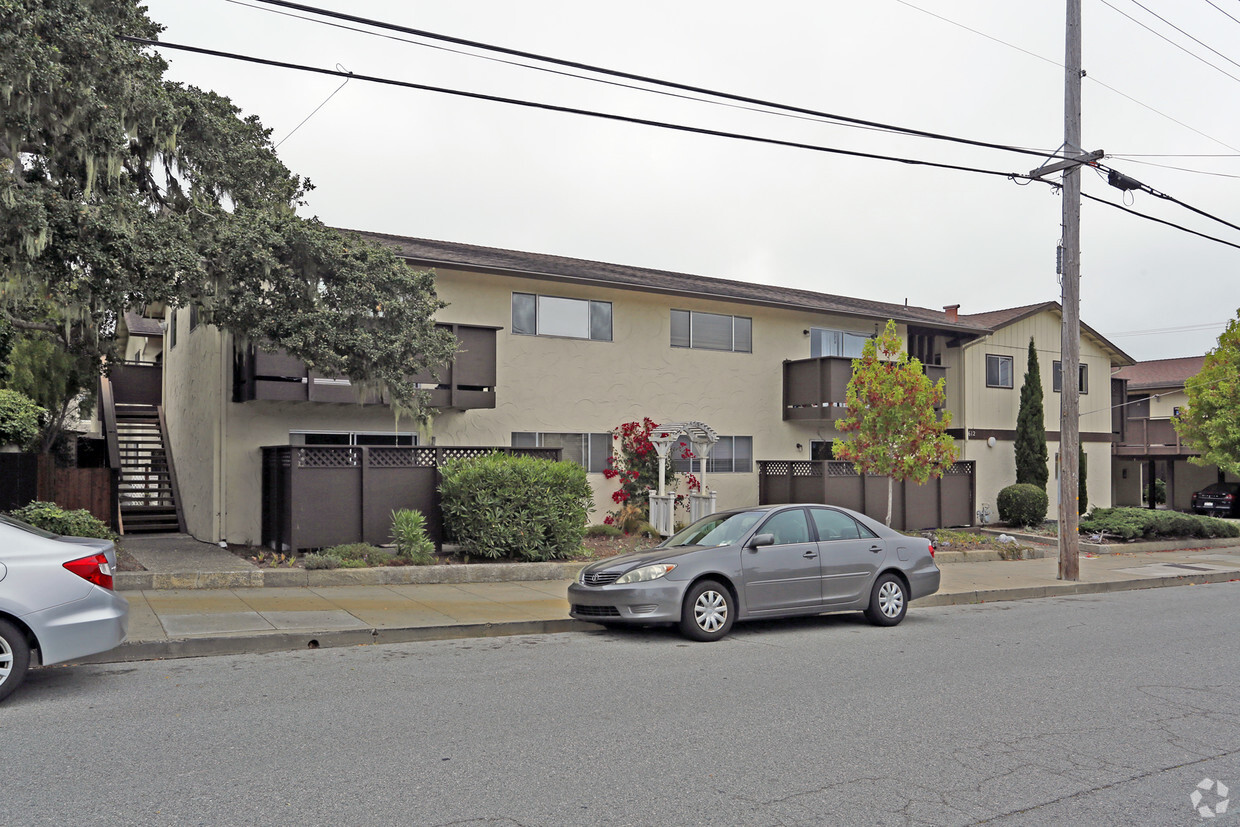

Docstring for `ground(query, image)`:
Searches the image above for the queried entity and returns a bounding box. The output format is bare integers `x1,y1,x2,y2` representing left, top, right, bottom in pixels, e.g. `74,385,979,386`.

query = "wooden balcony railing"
234,323,498,411
782,356,948,421
1113,418,1194,456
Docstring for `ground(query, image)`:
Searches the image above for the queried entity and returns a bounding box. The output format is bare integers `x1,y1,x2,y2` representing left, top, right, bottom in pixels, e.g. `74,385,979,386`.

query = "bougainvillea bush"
603,419,702,531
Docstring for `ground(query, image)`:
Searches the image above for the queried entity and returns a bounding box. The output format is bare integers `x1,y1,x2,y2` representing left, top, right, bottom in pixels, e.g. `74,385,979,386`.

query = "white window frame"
511,432,612,473
985,354,1014,389
670,310,752,353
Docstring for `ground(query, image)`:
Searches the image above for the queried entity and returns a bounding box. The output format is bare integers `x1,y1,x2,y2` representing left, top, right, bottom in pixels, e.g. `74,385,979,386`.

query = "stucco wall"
163,307,223,540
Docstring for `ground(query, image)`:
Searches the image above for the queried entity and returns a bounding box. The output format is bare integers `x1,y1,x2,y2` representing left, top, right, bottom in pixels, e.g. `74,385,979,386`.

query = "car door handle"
868,545,883,553
803,550,818,559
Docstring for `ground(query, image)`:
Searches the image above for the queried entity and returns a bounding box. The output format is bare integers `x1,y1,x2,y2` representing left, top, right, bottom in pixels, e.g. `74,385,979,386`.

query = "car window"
757,509,811,545
809,508,862,541
664,510,765,547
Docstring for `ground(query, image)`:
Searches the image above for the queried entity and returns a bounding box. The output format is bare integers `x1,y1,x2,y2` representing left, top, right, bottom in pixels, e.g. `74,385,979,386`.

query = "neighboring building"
1111,356,1232,510
949,302,1133,519
146,231,1133,546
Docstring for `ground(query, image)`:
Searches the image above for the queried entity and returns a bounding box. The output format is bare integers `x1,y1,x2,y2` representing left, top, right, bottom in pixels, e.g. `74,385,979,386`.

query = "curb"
81,571,1240,664
115,560,589,591
975,529,1240,555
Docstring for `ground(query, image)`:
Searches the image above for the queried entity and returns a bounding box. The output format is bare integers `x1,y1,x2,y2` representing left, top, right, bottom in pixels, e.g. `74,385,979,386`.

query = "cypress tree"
1015,338,1049,488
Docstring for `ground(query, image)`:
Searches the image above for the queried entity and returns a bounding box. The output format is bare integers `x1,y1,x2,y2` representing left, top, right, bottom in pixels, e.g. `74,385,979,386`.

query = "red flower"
603,515,614,525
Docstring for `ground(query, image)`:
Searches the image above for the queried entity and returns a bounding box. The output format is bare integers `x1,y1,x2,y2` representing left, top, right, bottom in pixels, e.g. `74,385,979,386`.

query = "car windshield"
662,510,766,548
0,513,59,539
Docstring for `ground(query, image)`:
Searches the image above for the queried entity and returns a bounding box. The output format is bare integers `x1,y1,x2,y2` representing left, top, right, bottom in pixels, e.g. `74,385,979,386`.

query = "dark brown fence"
261,445,562,552
758,460,975,531
0,453,116,526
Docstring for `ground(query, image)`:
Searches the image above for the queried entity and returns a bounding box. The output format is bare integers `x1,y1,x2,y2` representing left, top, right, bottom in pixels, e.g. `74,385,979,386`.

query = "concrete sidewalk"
84,538,1240,664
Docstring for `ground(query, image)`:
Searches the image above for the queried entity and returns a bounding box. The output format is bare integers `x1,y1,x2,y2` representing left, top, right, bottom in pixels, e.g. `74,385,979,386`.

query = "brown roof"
959,301,1134,366
123,311,163,338
342,230,993,335
1112,356,1204,390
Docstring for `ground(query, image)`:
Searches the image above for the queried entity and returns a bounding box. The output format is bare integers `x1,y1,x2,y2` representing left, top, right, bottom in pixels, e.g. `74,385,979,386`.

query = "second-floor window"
671,310,752,352
810,328,869,359
512,293,612,341
986,354,1013,388
1053,361,1089,394
512,432,611,473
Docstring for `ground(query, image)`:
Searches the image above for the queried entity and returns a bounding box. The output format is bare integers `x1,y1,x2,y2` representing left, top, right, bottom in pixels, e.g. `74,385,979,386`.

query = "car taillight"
63,553,114,590
928,542,936,558
1226,494,1235,501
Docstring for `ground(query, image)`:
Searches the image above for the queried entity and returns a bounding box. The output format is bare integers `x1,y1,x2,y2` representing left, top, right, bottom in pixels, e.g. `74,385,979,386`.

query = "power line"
1082,191,1240,251
1123,0,1240,71
1104,156,1240,179
893,0,1240,152
1203,0,1240,28
222,0,971,145
274,63,351,148
1099,0,1240,85
124,35,1240,254
1098,162,1240,234
1111,321,1228,336
125,36,1045,185
249,0,1062,163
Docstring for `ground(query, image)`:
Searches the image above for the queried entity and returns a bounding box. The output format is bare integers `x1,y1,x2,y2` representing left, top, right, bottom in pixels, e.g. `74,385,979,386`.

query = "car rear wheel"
863,573,907,627
679,580,734,641
0,619,31,703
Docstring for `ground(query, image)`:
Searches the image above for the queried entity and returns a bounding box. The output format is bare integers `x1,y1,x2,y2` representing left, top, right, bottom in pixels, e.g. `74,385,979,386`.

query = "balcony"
234,323,498,411
782,357,947,422
1113,418,1195,457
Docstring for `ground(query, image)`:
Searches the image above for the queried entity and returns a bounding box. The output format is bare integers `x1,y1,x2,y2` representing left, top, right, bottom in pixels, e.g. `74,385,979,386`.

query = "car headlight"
615,564,676,584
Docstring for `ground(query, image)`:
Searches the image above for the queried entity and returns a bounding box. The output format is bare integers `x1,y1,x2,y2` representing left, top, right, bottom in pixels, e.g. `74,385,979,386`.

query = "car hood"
584,544,714,572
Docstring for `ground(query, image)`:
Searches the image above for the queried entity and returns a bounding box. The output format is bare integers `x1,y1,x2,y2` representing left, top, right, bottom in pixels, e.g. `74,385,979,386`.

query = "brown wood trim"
946,428,1114,443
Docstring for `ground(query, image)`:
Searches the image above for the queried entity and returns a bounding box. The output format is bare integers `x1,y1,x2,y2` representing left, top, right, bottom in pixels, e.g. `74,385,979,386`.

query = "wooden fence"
0,453,117,527
758,459,975,531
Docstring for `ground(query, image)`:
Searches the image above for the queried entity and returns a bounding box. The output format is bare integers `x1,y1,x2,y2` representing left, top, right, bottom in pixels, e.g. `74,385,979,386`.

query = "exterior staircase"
114,403,183,534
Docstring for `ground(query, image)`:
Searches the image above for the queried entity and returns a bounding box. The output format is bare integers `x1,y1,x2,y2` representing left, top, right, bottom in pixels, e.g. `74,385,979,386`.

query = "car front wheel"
863,573,907,627
680,580,734,641
0,619,31,703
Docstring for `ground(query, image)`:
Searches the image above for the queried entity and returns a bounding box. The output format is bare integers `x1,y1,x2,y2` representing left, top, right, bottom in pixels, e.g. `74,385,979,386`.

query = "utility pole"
1058,0,1083,581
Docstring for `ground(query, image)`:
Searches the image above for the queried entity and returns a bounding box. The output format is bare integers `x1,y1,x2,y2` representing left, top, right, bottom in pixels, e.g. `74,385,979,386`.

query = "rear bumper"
25,589,129,666
908,564,941,601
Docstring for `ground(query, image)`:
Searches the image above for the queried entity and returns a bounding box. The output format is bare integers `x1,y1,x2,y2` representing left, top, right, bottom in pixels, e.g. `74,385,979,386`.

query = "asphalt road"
5,583,1239,826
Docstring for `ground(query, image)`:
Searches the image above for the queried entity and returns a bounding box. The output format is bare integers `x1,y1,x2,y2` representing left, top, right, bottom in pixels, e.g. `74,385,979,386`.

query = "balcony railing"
782,357,948,421
1113,418,1194,456
234,323,498,411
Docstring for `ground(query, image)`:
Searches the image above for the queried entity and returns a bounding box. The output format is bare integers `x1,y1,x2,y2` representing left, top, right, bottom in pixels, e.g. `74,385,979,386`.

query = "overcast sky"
142,0,1240,362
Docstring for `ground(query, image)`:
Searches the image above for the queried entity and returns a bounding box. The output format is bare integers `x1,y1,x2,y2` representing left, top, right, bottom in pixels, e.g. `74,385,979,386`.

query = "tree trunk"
886,476,894,526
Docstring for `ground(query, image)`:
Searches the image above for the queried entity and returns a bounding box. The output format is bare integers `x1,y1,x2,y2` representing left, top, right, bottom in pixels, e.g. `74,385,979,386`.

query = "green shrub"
996,483,1048,528
391,509,436,565
303,552,342,570
439,452,593,561
585,523,623,538
317,543,392,567
0,389,44,449
9,501,115,539
1081,507,1240,540
1141,479,1167,505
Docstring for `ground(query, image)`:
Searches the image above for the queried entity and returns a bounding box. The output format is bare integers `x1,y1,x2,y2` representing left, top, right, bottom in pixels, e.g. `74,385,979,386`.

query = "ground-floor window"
810,440,834,460
511,432,611,473
290,431,418,446
671,435,753,473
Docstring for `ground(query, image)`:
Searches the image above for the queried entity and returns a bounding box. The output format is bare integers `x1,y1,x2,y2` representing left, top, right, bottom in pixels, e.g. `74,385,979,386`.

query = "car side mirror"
748,533,774,549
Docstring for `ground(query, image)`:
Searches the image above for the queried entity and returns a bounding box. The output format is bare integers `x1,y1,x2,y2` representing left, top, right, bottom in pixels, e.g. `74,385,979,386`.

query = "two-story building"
137,230,1132,546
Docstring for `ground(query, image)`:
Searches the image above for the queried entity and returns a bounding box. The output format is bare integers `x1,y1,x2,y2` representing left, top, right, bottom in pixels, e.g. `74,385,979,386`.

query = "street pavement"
86,534,1240,664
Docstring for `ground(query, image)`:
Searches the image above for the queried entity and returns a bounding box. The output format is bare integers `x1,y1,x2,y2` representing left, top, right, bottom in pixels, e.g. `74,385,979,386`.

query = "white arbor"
646,421,719,536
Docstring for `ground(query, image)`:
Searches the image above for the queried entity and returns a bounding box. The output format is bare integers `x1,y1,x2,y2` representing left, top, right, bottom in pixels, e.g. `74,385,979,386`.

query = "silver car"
569,504,940,641
0,515,130,702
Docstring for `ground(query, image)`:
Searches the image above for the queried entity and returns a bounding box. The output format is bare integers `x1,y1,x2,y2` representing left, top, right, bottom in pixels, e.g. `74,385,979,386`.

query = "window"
985,354,1013,388
290,431,418,446
809,507,877,541
511,432,611,473
757,509,811,545
169,310,177,349
1052,361,1089,394
189,304,200,331
810,440,834,460
512,293,611,341
810,328,869,359
671,435,753,473
670,310,752,352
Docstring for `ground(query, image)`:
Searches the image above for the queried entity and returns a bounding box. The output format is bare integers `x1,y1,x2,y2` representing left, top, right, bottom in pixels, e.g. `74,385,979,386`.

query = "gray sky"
142,0,1240,361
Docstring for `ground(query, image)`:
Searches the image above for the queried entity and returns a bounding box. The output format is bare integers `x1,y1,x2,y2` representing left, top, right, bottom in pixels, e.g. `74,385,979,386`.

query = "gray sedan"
0,515,129,701
569,504,940,641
